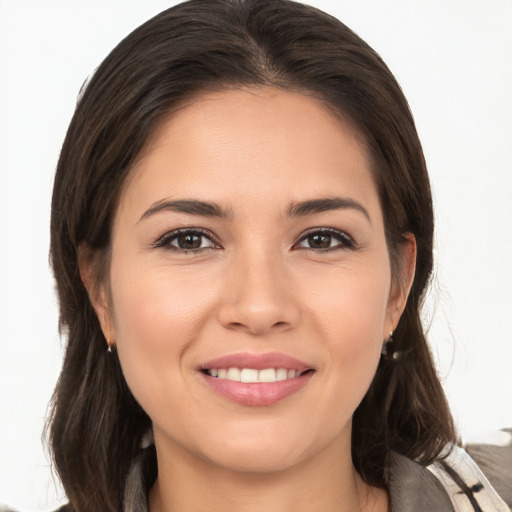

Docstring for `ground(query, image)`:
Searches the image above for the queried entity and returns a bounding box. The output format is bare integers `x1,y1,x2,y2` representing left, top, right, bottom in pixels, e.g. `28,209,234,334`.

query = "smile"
199,353,315,406
204,368,304,382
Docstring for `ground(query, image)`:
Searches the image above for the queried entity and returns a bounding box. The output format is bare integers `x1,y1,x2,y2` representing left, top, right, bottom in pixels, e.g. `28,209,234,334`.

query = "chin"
204,441,309,474
189,421,336,475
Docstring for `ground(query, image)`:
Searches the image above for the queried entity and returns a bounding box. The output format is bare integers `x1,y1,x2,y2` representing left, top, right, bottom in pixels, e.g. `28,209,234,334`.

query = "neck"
148,433,388,512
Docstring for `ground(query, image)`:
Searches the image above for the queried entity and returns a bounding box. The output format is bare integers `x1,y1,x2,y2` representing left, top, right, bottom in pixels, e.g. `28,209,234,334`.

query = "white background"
1,1,511,510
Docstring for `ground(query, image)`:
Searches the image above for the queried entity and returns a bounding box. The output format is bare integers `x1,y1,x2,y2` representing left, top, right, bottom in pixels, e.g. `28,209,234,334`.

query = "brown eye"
308,233,332,249
154,229,217,252
296,229,354,251
176,233,203,250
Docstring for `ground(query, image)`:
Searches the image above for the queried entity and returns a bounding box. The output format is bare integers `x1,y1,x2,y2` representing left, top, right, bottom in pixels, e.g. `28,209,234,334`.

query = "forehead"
139,87,368,162
119,87,379,219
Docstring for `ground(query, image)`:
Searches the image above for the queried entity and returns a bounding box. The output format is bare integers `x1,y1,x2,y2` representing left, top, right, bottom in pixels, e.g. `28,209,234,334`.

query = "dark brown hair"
49,0,457,509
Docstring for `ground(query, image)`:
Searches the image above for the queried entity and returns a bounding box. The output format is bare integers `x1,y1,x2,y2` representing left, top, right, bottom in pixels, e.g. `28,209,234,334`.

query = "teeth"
226,368,241,381
258,368,276,382
207,367,301,383
276,368,288,381
241,368,259,383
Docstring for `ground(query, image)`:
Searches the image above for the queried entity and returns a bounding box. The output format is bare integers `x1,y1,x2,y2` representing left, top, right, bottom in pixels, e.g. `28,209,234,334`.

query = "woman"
47,0,509,511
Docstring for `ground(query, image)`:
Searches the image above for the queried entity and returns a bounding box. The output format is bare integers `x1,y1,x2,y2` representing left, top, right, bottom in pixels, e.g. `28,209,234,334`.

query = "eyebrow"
139,199,232,222
139,196,371,223
287,197,371,223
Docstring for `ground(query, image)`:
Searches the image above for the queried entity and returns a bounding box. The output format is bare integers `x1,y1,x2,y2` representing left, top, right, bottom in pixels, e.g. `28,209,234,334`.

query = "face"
90,88,413,474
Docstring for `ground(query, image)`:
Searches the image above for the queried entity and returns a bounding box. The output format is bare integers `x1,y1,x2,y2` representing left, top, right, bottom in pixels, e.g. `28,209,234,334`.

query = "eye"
295,228,355,251
153,228,219,252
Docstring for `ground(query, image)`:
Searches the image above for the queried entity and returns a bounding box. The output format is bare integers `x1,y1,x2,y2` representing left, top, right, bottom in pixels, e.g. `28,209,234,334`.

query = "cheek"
107,257,217,411
304,259,390,400
110,251,219,338
308,259,391,344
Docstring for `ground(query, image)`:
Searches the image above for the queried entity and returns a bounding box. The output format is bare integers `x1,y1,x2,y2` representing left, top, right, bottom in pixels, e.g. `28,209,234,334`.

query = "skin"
82,88,416,512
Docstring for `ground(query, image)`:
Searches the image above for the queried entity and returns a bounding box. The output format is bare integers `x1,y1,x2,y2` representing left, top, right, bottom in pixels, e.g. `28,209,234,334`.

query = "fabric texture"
426,444,509,511
467,440,512,506
388,447,510,512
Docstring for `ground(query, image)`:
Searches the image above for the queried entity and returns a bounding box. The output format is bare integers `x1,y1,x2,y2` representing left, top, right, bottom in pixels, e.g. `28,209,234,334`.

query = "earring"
381,331,402,361
106,338,114,353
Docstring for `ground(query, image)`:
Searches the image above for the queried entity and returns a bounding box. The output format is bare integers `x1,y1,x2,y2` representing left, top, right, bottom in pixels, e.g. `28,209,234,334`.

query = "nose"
217,252,300,336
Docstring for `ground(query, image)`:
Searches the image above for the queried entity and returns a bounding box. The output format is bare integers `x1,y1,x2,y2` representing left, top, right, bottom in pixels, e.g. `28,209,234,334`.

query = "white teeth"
226,368,241,381
240,368,259,383
207,367,301,383
276,368,288,381
258,368,276,382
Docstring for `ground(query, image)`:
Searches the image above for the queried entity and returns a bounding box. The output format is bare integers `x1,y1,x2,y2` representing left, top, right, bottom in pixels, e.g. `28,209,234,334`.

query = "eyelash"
152,228,220,252
152,227,355,253
294,228,355,252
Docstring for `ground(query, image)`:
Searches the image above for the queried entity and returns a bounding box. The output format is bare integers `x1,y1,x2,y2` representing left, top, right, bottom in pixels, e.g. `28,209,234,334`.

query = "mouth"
199,353,315,406
201,367,312,382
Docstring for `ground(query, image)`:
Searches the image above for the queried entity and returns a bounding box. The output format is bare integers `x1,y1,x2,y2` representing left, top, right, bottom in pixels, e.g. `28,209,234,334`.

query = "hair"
48,0,457,509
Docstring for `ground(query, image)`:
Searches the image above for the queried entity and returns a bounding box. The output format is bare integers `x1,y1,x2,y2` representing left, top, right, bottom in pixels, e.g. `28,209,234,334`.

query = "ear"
78,244,116,343
385,233,417,336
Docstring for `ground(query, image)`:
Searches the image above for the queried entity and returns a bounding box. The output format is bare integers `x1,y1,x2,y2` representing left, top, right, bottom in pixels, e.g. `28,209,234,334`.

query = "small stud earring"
381,331,402,361
106,339,113,353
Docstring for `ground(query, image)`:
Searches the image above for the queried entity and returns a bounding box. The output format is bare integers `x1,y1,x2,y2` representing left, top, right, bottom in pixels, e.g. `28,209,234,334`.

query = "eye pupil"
178,233,202,249
309,234,331,249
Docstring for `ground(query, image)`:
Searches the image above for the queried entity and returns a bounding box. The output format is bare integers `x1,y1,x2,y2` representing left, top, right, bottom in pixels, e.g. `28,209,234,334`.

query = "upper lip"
200,352,312,373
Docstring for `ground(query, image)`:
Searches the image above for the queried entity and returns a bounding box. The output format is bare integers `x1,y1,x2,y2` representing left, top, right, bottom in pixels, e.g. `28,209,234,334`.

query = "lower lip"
201,372,314,406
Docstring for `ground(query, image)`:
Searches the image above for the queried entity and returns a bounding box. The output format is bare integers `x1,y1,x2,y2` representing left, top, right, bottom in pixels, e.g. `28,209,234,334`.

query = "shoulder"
388,443,511,512
466,439,512,507
387,451,454,511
